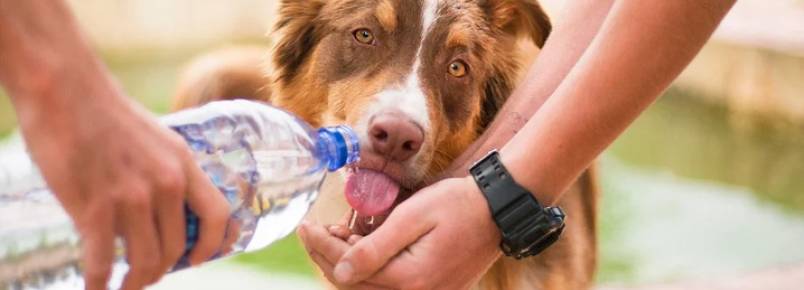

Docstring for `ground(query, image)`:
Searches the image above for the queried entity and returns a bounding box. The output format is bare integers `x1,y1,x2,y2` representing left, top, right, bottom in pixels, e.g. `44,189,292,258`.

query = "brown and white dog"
173,0,598,289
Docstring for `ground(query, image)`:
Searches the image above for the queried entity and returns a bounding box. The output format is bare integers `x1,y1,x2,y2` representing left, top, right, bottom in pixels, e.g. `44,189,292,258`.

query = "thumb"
334,201,434,285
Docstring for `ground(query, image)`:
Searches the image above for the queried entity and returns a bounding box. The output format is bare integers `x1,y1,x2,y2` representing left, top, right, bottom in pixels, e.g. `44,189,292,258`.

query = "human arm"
0,1,230,289
441,0,616,183
300,0,737,288
500,0,737,204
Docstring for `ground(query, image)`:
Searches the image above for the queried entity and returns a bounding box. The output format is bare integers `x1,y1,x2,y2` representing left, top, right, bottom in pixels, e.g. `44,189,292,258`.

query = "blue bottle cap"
317,126,360,171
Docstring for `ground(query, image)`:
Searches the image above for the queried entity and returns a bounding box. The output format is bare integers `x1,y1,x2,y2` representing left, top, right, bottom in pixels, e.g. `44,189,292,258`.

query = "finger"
338,209,354,226
297,221,312,252
119,192,162,289
328,224,352,240
220,220,241,255
184,162,230,266
347,235,362,245
298,222,349,264
79,203,116,290
153,186,186,276
309,251,337,281
335,201,435,284
357,252,425,288
310,252,392,290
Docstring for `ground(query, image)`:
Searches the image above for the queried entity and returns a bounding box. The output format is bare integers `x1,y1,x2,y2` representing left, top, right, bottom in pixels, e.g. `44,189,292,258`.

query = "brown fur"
173,1,598,289
172,47,272,110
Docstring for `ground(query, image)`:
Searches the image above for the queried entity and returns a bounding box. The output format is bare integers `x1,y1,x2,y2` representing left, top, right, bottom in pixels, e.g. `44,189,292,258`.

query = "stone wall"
673,0,804,126
674,41,804,125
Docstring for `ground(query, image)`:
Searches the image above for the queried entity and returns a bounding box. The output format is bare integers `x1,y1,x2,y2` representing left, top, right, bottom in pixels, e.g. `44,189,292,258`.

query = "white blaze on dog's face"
350,0,437,183
272,0,551,223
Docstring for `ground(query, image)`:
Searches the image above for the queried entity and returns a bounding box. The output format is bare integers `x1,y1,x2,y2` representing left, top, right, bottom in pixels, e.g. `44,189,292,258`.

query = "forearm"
502,0,736,203
0,0,119,113
0,0,127,143
444,0,615,178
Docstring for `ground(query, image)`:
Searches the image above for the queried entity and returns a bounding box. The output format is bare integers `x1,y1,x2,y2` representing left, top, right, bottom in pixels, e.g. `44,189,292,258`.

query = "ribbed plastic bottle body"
0,100,359,290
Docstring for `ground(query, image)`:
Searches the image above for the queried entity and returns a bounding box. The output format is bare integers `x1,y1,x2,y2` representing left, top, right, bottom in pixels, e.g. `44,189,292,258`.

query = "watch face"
509,208,566,259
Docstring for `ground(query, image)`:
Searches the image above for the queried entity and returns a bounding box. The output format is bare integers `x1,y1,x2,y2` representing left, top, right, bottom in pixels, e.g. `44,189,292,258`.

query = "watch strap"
470,150,566,259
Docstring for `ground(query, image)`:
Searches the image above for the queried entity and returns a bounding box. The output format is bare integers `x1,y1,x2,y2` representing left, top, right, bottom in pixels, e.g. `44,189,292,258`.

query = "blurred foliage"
597,87,804,284
103,51,188,114
596,174,638,283
232,234,316,276
608,89,804,213
0,90,14,138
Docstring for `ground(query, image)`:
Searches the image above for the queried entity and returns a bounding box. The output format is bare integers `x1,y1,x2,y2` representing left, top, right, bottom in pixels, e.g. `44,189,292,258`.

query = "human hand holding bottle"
1,1,231,289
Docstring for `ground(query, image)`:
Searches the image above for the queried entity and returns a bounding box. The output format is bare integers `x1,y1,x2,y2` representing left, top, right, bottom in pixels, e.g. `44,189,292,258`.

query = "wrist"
440,111,531,181
468,150,566,259
1,0,118,114
498,148,557,205
12,64,129,140
460,175,503,248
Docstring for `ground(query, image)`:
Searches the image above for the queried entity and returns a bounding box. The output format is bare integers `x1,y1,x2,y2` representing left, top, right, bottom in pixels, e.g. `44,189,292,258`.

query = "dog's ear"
476,0,550,132
482,0,552,47
273,0,326,85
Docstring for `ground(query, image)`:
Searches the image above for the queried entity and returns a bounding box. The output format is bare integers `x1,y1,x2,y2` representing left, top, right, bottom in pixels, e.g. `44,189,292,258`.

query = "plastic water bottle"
0,100,360,290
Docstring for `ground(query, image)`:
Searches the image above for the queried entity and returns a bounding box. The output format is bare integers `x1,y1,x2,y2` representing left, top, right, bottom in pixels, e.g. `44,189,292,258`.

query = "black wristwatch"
469,150,566,259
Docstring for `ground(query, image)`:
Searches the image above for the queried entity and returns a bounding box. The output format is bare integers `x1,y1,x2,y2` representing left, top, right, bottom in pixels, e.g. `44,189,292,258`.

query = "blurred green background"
2,0,804,288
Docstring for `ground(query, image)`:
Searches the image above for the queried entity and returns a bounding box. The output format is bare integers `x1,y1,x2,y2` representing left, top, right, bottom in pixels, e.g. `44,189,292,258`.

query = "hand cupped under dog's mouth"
343,155,417,235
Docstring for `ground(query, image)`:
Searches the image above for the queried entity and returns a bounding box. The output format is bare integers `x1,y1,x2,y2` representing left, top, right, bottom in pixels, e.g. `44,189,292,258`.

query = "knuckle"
160,248,182,266
351,243,376,263
165,241,186,262
116,187,151,209
404,276,430,290
193,242,219,260
83,267,111,284
167,131,187,146
192,191,229,223
173,143,194,160
130,256,161,275
154,168,186,197
210,201,231,222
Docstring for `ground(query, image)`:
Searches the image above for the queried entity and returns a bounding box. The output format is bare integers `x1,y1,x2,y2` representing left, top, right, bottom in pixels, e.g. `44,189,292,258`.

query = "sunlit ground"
2,44,804,288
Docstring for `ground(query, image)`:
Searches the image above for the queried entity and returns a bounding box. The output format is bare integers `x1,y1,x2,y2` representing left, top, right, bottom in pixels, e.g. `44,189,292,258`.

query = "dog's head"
272,0,550,233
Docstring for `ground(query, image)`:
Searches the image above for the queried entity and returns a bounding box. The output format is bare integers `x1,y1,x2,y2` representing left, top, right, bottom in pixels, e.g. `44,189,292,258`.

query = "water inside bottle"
0,101,352,289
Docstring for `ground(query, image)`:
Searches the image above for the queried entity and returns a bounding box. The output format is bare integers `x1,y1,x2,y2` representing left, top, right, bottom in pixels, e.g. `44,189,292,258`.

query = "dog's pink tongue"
345,170,400,216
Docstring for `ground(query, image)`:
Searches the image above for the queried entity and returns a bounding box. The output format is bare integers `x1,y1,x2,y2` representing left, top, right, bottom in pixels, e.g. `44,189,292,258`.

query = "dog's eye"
353,29,375,45
448,60,468,78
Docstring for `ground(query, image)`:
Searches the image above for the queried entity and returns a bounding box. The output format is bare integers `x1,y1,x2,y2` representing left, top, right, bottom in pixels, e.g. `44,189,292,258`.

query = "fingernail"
334,262,353,283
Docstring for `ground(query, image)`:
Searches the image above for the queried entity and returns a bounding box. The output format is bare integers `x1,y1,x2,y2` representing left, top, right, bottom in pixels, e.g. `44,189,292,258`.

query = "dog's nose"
368,111,424,162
